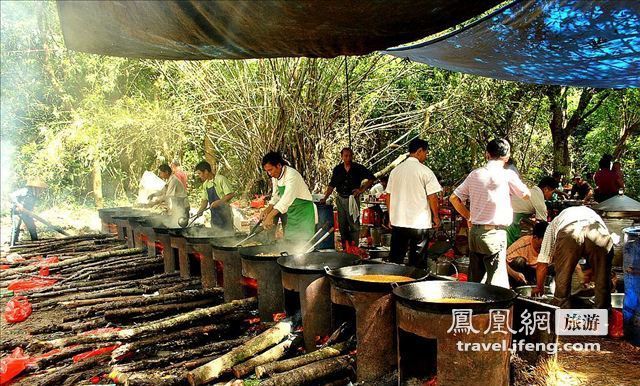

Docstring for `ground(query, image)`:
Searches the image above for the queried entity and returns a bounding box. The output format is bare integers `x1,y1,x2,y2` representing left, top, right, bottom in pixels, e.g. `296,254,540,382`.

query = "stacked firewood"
1,234,355,386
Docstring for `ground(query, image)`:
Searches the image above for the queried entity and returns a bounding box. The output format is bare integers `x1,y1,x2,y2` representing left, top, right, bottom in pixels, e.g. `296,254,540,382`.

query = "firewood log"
232,336,296,378
112,322,241,359
187,321,292,385
35,352,111,386
254,341,347,379
72,288,222,312
35,288,146,309
113,337,249,373
0,248,143,277
258,355,354,386
109,369,187,386
43,298,257,348
103,298,219,321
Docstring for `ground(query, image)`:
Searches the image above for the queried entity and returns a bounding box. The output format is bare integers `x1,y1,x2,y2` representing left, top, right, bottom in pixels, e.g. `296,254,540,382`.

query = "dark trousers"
468,227,509,288
390,226,427,266
11,210,38,246
508,258,537,287
553,223,613,309
335,195,359,246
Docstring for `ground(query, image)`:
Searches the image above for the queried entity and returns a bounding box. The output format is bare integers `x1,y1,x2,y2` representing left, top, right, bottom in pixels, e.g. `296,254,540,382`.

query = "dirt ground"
549,336,640,385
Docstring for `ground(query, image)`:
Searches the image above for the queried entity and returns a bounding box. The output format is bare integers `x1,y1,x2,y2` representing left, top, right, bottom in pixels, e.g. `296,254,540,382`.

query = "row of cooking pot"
99,208,519,314
237,242,518,314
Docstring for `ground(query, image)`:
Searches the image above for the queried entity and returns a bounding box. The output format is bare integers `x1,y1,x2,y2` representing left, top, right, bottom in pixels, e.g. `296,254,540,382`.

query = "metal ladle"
179,203,217,228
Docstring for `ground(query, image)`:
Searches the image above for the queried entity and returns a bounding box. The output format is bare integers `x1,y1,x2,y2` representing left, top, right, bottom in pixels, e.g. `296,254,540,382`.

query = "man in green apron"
261,151,317,244
195,161,235,234
506,176,556,245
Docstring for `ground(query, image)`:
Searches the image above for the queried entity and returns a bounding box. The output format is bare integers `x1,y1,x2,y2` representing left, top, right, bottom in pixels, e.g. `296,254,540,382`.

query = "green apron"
506,212,527,246
278,185,316,243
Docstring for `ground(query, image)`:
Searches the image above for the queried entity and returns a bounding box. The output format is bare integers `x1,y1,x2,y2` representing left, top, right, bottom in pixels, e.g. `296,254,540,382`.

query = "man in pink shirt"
450,139,530,288
171,159,188,190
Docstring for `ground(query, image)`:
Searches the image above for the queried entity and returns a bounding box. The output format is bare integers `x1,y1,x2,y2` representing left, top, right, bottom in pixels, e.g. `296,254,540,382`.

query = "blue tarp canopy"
385,0,640,88
56,0,501,60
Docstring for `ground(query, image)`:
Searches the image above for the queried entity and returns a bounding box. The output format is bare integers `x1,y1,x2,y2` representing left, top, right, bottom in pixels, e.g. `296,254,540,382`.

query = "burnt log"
35,352,111,386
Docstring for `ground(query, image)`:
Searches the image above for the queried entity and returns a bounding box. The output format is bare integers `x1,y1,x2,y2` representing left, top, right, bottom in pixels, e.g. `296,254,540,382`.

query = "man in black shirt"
320,148,375,248
570,175,594,202
10,179,47,246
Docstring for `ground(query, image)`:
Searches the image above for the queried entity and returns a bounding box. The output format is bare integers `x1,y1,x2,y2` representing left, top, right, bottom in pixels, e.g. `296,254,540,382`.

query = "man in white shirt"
261,151,317,243
148,164,190,220
369,175,388,198
450,138,530,288
506,176,556,245
386,138,442,267
534,206,613,309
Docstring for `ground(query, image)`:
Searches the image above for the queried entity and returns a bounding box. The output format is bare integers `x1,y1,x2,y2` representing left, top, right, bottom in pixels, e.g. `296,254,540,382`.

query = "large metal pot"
238,243,294,262
277,251,359,274
393,281,517,314
326,263,429,292
514,285,553,298
367,247,390,260
210,234,269,252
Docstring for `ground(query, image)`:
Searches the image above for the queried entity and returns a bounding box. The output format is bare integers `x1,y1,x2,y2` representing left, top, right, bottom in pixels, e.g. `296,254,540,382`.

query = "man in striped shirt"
450,138,530,288
534,206,613,309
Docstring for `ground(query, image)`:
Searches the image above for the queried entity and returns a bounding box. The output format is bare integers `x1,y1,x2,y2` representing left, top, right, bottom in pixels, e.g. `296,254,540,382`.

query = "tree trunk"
93,156,104,208
613,121,639,159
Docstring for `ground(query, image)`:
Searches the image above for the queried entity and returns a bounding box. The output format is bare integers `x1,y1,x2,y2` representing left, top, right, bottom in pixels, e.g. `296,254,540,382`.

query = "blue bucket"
623,226,640,346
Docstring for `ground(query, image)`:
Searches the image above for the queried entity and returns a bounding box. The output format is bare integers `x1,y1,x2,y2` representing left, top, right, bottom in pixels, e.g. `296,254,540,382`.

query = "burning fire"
424,376,437,386
272,312,287,322
137,233,149,245
315,335,330,346
214,260,224,286
240,276,258,290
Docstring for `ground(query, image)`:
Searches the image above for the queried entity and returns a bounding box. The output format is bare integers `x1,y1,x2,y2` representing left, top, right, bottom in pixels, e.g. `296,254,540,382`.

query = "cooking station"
394,281,515,385
90,204,640,384
239,244,288,321
326,263,431,382
277,251,359,352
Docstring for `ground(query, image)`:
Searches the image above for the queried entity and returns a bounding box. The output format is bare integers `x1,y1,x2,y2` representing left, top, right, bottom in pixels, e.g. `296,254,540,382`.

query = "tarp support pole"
344,56,352,148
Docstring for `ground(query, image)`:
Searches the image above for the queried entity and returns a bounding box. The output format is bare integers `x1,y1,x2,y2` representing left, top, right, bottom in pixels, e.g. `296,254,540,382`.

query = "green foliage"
1,0,638,211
